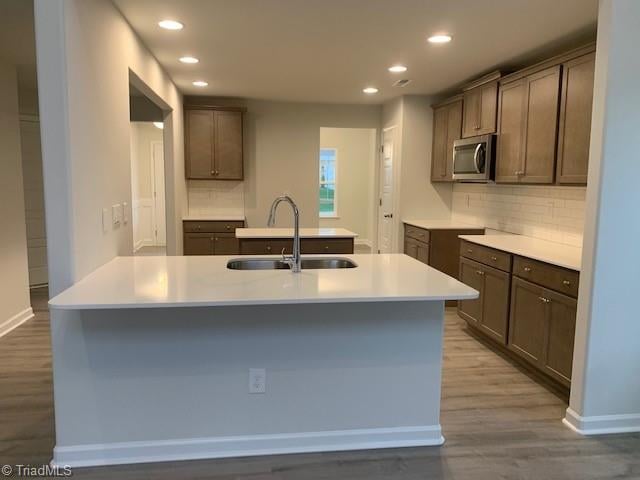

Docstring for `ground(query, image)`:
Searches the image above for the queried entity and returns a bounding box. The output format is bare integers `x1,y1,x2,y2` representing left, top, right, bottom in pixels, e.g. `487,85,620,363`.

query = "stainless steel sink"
227,257,357,270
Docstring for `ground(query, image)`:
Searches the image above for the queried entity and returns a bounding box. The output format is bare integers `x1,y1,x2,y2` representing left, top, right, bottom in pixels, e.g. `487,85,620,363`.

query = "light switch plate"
112,204,122,228
249,368,266,394
102,208,110,233
123,202,129,224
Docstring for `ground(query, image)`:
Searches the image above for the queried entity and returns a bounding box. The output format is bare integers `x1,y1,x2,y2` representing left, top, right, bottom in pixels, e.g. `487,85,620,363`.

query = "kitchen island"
48,254,476,467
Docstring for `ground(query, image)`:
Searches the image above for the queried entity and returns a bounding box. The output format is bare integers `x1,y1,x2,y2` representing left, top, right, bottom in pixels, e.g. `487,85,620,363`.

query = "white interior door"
377,127,395,253
151,141,166,246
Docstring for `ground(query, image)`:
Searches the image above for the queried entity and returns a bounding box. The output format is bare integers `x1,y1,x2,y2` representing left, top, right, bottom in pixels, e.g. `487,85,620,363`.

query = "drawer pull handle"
523,266,532,273
476,270,485,276
467,249,473,253
324,246,329,250
563,280,571,286
538,296,551,304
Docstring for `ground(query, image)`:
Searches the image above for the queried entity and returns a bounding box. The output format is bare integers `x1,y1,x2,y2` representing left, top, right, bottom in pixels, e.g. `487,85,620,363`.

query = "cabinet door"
542,289,577,386
496,79,526,183
185,110,214,179
404,238,419,259
556,53,595,185
431,105,449,181
458,257,484,327
478,82,498,135
416,242,430,264
214,111,243,180
521,66,561,184
479,264,511,344
508,277,547,366
184,233,214,255
462,88,480,138
445,100,463,180
213,233,240,255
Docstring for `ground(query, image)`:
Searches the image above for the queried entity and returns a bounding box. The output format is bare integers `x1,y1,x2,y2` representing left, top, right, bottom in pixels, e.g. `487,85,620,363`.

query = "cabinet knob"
266,246,272,252
210,236,214,241
324,245,329,251
196,225,201,231
538,296,551,304
523,266,532,273
214,237,218,242
211,170,215,176
467,249,473,254
476,270,485,276
563,279,571,286
226,225,231,230
491,256,497,261
515,170,524,175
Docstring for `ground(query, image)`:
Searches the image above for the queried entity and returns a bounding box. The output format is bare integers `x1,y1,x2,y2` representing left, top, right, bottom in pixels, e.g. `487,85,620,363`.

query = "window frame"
319,147,338,218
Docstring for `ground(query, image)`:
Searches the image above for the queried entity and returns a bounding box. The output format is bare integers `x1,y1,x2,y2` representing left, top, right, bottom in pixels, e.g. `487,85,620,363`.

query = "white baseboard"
564,407,640,435
52,425,443,468
0,307,34,338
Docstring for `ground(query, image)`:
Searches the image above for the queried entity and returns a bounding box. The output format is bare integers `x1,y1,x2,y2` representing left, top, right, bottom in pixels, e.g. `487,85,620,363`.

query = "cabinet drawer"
513,256,579,297
404,225,430,243
301,238,354,254
239,239,292,255
183,220,244,233
460,240,512,272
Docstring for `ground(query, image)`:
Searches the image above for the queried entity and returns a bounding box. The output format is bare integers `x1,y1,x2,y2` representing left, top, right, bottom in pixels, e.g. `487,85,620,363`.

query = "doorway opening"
129,83,167,255
377,126,395,254
318,127,377,253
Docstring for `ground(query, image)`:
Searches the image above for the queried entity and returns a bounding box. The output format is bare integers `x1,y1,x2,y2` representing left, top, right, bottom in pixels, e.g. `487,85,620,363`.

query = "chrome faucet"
267,195,301,272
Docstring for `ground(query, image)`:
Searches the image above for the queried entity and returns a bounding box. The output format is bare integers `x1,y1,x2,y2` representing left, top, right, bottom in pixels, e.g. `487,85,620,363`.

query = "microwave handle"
473,143,483,173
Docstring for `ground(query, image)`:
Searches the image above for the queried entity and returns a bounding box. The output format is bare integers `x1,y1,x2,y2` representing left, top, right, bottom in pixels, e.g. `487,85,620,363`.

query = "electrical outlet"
249,368,266,394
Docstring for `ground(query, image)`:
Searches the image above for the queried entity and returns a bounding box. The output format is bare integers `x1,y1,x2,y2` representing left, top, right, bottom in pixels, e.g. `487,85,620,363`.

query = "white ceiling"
115,0,598,103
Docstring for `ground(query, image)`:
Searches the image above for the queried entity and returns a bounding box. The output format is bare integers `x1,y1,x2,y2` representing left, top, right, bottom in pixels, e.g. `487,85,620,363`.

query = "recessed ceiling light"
388,65,408,73
363,87,379,94
428,34,452,44
153,122,164,130
179,56,199,64
158,20,183,30
192,80,208,87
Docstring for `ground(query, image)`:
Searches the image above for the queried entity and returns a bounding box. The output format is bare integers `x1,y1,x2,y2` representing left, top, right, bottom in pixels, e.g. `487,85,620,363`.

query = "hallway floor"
1,289,638,479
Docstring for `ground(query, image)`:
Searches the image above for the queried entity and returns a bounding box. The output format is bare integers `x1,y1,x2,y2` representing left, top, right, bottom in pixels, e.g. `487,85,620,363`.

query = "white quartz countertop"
48,254,477,310
236,228,358,239
183,215,245,221
403,219,485,230
458,234,582,271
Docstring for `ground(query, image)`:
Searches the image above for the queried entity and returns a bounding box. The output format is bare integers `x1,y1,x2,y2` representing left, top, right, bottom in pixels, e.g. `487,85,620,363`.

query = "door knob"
384,213,393,218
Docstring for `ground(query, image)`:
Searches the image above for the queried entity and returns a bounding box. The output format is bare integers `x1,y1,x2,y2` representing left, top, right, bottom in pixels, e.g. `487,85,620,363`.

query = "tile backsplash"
187,180,245,217
452,183,586,247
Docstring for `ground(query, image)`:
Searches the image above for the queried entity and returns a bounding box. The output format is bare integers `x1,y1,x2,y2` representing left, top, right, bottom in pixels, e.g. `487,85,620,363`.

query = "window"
319,148,337,217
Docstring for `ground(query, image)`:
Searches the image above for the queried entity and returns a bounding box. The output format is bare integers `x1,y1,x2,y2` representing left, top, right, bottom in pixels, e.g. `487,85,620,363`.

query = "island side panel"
50,301,445,467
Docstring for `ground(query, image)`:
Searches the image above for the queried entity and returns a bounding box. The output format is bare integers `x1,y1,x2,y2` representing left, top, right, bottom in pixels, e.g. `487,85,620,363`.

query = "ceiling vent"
393,79,412,88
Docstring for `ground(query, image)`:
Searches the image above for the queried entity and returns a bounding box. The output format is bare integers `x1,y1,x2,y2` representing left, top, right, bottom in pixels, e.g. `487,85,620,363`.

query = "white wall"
452,184,586,247
382,95,454,252
186,98,381,228
35,0,185,294
0,62,32,335
319,128,377,243
565,0,640,435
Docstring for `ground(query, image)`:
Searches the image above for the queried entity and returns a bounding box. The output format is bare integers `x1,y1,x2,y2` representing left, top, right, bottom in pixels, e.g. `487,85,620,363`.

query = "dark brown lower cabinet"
404,237,430,264
508,277,577,387
184,233,240,256
458,257,510,344
239,238,354,255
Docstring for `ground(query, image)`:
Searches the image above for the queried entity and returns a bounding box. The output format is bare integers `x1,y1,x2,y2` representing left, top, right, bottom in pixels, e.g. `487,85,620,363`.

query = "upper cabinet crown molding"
462,70,502,92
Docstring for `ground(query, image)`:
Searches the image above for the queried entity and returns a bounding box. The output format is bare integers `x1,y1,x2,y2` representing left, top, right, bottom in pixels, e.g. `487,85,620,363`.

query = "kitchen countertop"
458,233,582,271
236,228,358,239
183,214,246,221
48,254,477,310
403,219,485,230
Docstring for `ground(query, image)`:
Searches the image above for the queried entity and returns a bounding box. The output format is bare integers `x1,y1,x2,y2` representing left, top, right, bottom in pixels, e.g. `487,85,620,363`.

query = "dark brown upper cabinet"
496,65,561,184
556,53,596,185
462,79,499,138
185,106,244,180
431,96,462,182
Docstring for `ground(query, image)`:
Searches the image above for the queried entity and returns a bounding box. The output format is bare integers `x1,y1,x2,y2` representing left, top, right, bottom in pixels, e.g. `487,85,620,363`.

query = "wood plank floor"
1,289,639,479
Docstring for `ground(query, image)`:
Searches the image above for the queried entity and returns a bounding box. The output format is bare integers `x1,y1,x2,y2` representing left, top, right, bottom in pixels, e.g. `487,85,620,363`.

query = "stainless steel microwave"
452,134,496,182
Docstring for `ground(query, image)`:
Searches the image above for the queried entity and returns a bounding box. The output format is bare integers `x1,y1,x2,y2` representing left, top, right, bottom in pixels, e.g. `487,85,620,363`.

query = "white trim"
52,425,443,468
0,307,34,338
355,238,372,248
563,407,640,435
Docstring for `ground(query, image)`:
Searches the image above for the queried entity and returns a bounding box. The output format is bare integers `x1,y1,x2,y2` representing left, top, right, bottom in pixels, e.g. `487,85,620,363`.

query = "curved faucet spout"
267,195,301,272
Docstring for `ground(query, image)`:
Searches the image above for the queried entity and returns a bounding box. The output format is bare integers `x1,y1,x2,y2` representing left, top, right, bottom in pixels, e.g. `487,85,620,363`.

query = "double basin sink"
227,257,357,270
